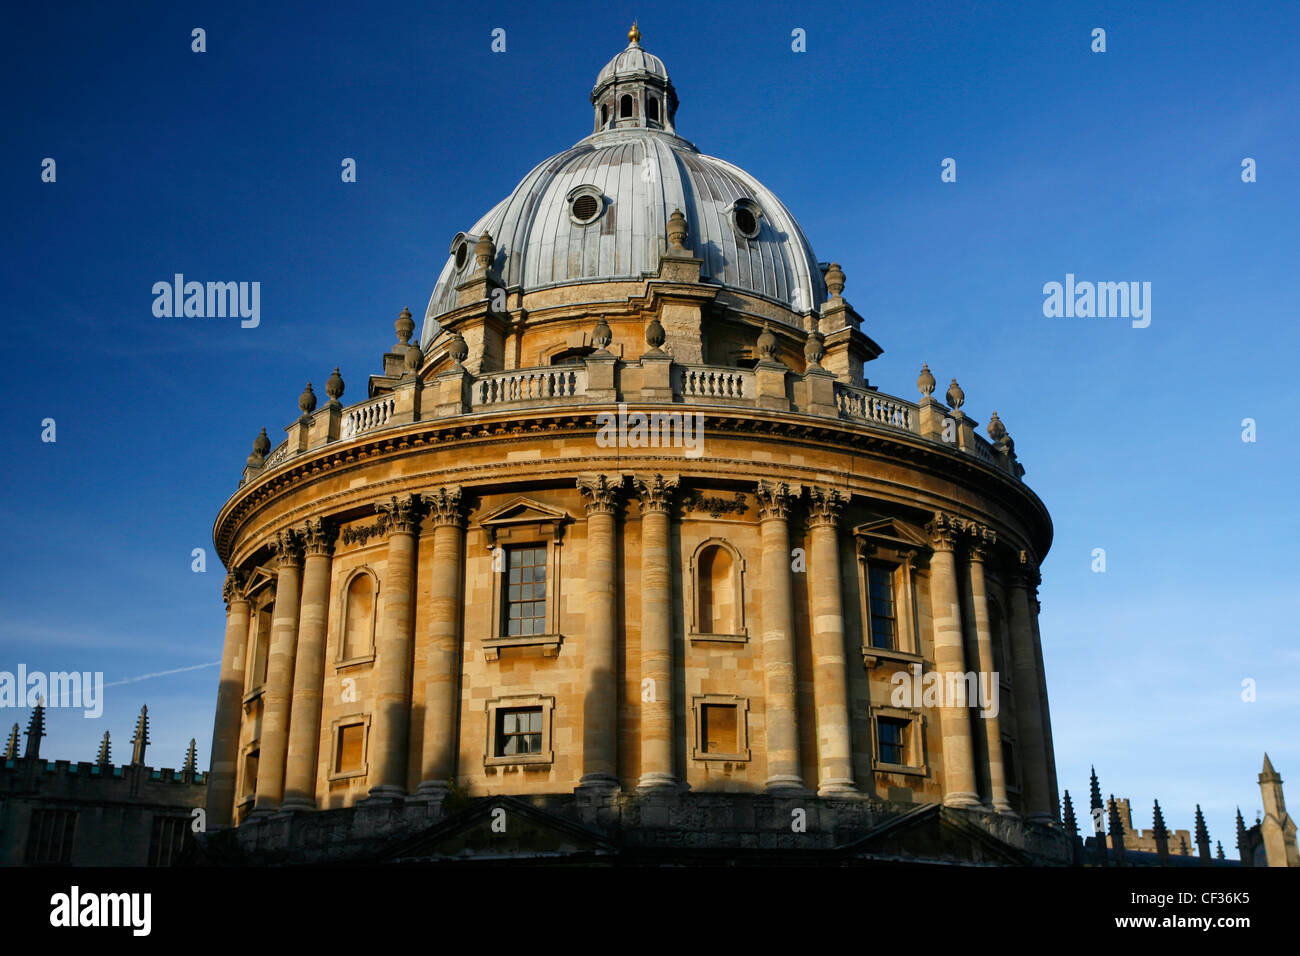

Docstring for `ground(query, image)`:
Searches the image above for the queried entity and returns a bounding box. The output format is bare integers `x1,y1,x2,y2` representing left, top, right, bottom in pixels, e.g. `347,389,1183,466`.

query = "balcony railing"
471,366,585,409
673,366,753,403
341,395,396,439
833,384,917,434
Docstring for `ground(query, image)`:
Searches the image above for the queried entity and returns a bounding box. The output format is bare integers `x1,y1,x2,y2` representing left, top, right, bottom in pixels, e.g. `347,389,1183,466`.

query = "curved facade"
207,28,1062,862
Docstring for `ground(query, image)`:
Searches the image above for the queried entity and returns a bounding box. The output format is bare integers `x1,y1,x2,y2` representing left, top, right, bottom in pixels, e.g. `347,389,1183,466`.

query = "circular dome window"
454,242,468,269
732,201,762,239
572,194,600,223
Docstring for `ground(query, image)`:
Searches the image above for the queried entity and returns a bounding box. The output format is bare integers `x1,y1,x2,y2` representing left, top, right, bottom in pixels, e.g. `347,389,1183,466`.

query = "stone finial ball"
667,209,688,250
253,427,271,457
645,316,666,349
592,316,613,349
395,307,415,345
449,330,469,364
299,383,317,415
824,262,846,299
475,232,496,270
946,378,965,410
757,321,777,360
987,411,1007,442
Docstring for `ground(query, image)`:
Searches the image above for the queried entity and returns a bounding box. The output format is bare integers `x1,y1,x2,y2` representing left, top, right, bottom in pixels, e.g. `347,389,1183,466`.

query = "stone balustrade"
240,358,1024,483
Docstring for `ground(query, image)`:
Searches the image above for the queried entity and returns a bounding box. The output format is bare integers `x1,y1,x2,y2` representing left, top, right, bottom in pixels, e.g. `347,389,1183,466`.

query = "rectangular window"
505,546,547,636
25,809,76,865
1002,737,1018,788
701,704,738,755
242,749,259,797
867,564,897,650
877,716,909,766
148,816,190,866
496,707,543,756
336,723,365,773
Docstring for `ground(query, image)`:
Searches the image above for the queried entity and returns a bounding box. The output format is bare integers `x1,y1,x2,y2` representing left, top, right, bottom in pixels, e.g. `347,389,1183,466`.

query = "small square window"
701,704,738,754
496,706,543,756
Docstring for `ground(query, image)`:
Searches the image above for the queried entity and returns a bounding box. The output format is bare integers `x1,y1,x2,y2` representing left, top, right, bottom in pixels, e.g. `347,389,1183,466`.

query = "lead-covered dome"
422,29,827,347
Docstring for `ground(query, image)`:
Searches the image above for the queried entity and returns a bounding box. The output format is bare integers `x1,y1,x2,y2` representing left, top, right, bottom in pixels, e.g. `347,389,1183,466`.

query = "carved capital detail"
807,487,846,528
961,520,996,561
222,569,248,609
754,479,794,521
577,474,623,515
375,492,423,536
271,528,305,567
300,517,337,556
925,511,962,552
634,474,680,514
425,486,467,528
1009,549,1041,589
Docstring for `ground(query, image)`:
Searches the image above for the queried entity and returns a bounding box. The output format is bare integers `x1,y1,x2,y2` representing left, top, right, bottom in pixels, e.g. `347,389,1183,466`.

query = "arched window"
690,539,747,641
341,571,377,661
619,94,633,118
550,346,595,365
249,605,271,689
600,103,609,126
647,96,660,123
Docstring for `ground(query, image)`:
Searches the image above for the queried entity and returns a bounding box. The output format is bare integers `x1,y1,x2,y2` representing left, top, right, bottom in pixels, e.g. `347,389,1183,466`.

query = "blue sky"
2,0,1297,850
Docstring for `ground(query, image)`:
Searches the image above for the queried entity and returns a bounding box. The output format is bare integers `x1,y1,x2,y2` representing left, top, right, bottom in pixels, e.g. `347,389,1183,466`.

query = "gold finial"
629,22,641,45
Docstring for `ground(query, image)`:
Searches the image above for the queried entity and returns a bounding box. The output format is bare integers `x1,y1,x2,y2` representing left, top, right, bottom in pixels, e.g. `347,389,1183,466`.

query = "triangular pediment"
853,517,930,550
379,795,618,863
837,803,1033,865
478,497,571,528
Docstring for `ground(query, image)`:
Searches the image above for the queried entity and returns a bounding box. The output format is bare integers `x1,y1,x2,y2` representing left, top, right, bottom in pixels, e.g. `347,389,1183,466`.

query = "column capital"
1008,549,1041,589
925,511,962,552
961,520,996,562
806,486,846,529
271,528,305,567
755,479,796,521
222,569,248,609
300,516,337,556
425,486,467,528
376,492,424,536
633,474,680,514
577,474,623,515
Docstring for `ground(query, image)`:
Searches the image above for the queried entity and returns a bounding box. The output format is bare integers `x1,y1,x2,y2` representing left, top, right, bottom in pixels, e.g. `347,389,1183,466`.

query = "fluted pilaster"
577,475,622,792
963,522,1011,812
253,529,304,812
926,512,978,808
207,571,250,826
635,474,679,790
807,487,855,794
367,493,423,800
1008,552,1052,822
417,487,467,799
755,479,806,793
282,518,336,810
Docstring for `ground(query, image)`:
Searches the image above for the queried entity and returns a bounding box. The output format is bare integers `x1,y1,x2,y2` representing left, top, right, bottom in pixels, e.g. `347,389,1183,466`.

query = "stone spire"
1235,806,1249,864
1194,804,1211,862
183,738,198,777
4,723,18,760
1152,799,1169,861
1062,790,1078,837
1259,752,1299,866
96,730,112,766
1107,794,1127,862
130,705,150,766
1088,767,1108,865
1178,834,1189,855
1216,840,1225,860
24,702,46,759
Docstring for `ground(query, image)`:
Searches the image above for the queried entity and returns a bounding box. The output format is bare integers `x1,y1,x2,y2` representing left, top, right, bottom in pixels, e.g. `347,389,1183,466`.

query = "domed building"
206,26,1065,864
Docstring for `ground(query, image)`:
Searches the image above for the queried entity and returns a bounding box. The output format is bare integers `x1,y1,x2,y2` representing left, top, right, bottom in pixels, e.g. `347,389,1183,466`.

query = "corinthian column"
207,570,249,826
1008,552,1052,822
576,475,622,793
367,493,423,801
756,479,805,793
807,487,855,794
416,487,466,800
926,512,979,808
635,474,678,790
963,522,1011,812
253,529,304,813
282,518,336,810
